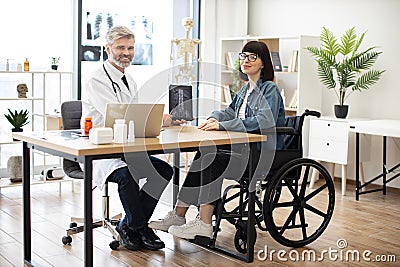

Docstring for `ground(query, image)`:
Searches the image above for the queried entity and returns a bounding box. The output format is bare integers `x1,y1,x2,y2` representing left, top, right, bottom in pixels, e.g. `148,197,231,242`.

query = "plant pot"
12,128,23,141
51,64,58,70
334,105,349,119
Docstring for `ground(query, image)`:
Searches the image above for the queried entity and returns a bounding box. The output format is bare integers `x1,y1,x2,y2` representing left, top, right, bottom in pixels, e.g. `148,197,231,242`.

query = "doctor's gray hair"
105,25,135,45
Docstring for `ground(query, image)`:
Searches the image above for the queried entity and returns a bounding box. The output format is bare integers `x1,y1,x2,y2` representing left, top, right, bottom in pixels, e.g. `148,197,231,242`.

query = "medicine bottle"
128,120,135,142
84,117,92,135
113,119,127,143
24,58,29,72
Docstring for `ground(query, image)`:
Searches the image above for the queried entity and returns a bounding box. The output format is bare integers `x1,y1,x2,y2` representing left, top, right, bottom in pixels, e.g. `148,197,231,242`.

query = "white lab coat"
81,60,138,189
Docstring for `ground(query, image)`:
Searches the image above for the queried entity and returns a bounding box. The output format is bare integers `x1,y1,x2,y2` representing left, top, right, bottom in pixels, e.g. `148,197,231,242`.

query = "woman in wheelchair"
149,41,285,239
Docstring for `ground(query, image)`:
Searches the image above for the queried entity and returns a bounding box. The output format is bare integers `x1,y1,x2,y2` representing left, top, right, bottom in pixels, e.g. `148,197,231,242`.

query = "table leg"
328,163,335,181
83,157,94,267
359,162,365,192
383,136,387,195
22,142,32,265
309,160,320,189
341,164,347,196
356,133,360,200
173,152,180,206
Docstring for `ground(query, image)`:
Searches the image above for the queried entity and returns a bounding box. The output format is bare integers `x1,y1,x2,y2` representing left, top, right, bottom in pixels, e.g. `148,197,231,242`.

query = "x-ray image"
82,45,101,61
169,85,193,121
83,12,153,65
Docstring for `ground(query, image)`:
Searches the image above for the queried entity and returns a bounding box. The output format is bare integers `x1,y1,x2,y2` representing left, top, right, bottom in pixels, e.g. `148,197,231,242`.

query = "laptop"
104,103,165,137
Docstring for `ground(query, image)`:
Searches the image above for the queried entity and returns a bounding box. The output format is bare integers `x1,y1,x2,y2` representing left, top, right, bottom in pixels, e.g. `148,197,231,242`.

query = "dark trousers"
178,146,249,206
107,155,173,230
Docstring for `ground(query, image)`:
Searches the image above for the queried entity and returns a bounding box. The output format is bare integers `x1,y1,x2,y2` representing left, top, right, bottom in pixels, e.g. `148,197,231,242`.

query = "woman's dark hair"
240,41,274,82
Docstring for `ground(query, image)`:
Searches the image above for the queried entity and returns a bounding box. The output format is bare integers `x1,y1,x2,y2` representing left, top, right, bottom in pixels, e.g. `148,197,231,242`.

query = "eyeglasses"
238,53,258,62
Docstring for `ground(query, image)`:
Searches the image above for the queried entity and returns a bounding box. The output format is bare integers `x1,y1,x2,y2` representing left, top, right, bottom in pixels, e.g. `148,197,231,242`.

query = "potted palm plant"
306,27,385,118
4,109,30,140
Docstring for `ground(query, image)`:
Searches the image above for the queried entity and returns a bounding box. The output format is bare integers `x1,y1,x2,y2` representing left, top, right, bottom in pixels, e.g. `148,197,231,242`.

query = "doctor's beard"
109,52,133,69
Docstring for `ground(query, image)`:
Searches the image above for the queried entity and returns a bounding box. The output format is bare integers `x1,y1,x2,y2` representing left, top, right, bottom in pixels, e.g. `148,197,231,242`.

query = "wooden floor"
0,174,399,266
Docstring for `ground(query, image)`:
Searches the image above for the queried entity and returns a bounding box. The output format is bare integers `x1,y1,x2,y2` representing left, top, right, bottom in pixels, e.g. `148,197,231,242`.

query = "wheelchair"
194,109,335,259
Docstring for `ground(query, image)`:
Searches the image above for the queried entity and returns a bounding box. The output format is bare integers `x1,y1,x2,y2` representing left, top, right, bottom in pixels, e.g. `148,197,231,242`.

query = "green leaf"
305,26,385,104
352,70,386,91
317,62,336,89
339,27,357,55
320,27,340,56
3,109,30,129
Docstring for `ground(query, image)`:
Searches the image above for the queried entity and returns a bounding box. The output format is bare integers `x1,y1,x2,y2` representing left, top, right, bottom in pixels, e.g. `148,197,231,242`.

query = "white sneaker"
148,210,186,231
168,218,213,239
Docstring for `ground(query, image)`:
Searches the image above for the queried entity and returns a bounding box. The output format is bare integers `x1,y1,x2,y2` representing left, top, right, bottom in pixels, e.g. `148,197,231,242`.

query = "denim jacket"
210,79,285,149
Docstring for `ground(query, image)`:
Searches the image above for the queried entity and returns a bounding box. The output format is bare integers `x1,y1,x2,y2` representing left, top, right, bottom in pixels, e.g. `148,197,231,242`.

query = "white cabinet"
308,116,366,195
219,35,322,116
0,71,74,189
309,118,349,164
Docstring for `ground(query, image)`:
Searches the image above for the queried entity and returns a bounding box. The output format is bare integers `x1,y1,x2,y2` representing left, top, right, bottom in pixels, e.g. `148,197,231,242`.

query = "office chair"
60,100,122,250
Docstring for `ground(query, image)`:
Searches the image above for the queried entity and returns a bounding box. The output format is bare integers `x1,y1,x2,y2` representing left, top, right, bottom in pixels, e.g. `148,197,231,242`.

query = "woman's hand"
198,118,220,131
162,114,186,127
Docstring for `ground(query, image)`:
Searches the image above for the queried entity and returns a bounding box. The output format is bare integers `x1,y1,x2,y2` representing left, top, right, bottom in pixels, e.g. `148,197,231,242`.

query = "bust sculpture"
17,83,28,98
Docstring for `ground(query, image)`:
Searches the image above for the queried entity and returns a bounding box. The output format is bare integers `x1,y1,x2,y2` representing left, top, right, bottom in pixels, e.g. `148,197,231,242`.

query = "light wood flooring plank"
0,178,399,266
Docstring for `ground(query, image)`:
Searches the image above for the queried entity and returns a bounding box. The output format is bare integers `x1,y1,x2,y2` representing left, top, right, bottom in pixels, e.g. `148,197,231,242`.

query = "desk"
349,120,400,200
13,126,266,266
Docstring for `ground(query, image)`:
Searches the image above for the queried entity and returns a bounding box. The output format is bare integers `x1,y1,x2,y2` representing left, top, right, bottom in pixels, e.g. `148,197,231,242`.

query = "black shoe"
115,224,143,251
136,226,165,250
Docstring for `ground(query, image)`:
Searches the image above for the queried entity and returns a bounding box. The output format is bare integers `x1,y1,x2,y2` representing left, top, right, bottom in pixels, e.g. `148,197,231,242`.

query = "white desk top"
348,120,400,138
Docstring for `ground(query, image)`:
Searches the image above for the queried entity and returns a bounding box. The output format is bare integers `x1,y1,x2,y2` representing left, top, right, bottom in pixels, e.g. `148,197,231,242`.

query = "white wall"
203,0,400,188
248,0,399,120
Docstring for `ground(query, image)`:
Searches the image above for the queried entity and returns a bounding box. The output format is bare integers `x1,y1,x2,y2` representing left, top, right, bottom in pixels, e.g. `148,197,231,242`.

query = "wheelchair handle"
304,109,321,118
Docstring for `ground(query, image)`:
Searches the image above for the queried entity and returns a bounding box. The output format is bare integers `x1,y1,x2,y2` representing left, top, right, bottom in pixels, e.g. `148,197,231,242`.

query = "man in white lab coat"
81,25,174,251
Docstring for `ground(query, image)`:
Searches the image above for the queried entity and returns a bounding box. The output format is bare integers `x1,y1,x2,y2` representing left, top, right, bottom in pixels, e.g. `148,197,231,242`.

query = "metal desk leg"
356,133,360,200
173,152,180,206
383,136,387,195
83,157,94,267
23,142,32,265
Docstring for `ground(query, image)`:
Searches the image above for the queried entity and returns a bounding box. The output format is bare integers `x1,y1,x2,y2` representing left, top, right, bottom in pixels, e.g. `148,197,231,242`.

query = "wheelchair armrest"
260,127,296,135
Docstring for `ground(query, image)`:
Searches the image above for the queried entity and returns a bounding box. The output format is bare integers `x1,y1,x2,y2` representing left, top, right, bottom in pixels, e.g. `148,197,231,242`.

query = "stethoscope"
103,63,122,102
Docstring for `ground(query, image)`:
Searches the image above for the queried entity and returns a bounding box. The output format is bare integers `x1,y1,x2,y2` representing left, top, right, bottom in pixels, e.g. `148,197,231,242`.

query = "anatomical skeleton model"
170,17,201,84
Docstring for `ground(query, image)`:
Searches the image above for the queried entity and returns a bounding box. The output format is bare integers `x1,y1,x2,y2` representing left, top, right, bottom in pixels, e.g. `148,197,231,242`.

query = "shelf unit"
0,71,74,190
219,35,322,116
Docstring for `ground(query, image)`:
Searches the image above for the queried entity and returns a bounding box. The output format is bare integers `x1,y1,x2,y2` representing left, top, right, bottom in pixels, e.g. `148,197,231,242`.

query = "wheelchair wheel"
221,189,264,228
263,158,335,248
233,222,257,254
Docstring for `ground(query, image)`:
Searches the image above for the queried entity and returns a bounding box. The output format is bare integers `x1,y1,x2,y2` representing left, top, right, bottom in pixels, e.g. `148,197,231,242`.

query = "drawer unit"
309,117,349,164
308,116,367,196
309,139,348,164
309,119,348,141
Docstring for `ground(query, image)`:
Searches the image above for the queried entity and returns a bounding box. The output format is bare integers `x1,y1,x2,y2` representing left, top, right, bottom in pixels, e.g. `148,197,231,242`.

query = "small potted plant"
306,27,385,118
4,109,30,140
50,57,60,70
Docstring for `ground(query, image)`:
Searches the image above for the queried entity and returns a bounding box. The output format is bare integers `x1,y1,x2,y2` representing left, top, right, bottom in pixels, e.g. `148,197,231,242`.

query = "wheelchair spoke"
273,200,297,208
304,183,328,202
305,204,327,218
279,207,299,235
299,207,308,240
283,177,299,199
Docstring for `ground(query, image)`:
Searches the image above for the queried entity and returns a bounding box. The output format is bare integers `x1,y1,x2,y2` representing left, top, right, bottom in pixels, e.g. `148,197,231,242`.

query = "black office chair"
60,100,121,250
